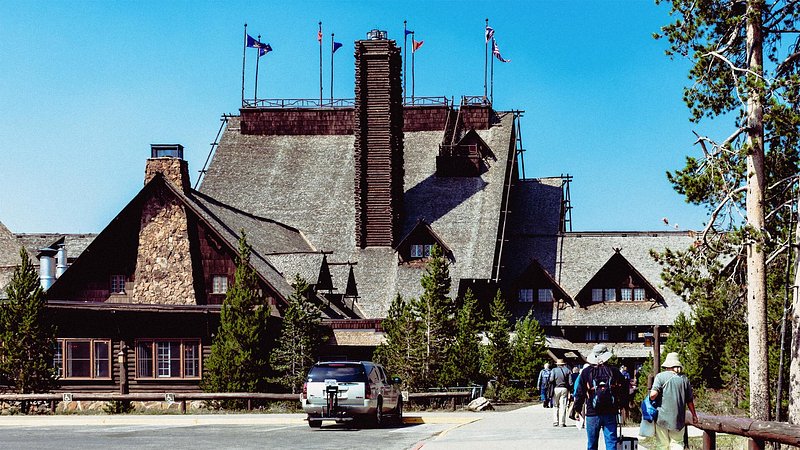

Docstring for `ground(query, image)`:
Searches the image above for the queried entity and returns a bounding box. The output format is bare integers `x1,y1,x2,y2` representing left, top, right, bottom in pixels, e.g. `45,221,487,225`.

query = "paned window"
620,288,633,301
585,329,597,341
591,289,604,302
537,289,554,303
410,244,433,258
634,288,646,301
212,275,228,294
110,275,126,294
604,289,617,301
136,340,201,379
53,339,112,379
598,329,610,341
518,289,534,303
627,330,639,342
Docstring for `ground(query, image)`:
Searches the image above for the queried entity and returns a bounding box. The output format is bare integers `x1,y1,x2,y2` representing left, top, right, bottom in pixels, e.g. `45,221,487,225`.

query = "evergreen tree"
374,294,423,389
440,288,482,387
271,274,324,394
510,311,548,387
412,244,455,387
655,0,800,420
483,290,512,390
0,248,58,398
202,232,272,402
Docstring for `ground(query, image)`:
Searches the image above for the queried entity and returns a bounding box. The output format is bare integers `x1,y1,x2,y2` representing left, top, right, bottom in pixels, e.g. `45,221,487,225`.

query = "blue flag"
333,41,343,53
247,34,271,56
405,29,413,36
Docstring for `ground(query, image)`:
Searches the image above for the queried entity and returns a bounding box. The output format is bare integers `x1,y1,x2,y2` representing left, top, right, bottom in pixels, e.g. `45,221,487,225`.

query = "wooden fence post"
180,400,186,414
702,430,716,450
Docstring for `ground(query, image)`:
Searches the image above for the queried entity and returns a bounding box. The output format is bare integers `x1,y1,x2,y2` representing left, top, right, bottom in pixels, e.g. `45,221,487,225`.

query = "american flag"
485,26,494,43
492,39,510,63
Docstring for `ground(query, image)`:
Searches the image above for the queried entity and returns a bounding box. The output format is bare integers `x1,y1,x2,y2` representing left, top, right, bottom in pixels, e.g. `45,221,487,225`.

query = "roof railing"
403,96,450,106
461,95,491,106
242,98,355,108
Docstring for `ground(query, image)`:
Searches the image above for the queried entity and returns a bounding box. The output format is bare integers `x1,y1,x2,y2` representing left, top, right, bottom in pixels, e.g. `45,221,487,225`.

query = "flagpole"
254,34,261,101
490,38,495,104
242,23,247,107
411,32,415,103
330,33,334,103
403,20,408,104
484,18,488,101
319,21,323,106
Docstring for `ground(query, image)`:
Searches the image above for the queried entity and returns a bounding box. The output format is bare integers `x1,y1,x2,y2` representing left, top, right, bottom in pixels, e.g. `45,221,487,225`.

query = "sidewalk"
417,404,643,450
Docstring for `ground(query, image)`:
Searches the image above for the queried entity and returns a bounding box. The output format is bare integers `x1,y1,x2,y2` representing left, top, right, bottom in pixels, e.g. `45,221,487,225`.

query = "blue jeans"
585,414,617,450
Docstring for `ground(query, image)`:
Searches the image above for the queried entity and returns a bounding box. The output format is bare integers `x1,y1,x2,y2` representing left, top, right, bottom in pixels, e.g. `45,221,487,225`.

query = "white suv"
301,361,402,427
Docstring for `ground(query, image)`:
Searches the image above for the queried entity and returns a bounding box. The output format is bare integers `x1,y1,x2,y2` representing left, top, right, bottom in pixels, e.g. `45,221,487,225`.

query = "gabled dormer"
395,220,453,263
514,259,571,305
437,129,494,177
574,249,663,306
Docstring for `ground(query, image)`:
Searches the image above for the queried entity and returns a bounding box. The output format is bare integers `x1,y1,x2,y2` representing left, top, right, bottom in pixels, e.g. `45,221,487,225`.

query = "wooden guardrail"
689,412,800,449
0,391,472,414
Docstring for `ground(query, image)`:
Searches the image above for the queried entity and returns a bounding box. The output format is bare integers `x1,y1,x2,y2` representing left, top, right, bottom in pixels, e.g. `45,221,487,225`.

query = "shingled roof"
199,112,517,317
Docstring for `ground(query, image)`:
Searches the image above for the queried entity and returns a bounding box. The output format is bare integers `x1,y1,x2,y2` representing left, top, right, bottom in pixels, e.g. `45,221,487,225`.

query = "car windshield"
308,364,367,382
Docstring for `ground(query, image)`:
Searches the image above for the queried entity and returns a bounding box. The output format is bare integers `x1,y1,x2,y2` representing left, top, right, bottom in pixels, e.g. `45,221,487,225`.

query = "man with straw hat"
574,344,628,450
649,352,698,450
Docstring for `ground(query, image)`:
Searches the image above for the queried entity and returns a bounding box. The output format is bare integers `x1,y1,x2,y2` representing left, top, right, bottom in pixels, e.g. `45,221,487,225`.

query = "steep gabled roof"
573,250,663,305
514,258,571,302
395,219,453,262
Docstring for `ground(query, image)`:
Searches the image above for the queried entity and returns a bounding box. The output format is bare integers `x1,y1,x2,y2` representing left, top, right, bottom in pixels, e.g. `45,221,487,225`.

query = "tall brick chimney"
145,144,190,193
353,30,404,248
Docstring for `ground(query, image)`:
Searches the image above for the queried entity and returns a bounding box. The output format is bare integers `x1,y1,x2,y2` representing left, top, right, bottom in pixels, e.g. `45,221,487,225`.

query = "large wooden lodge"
0,31,695,393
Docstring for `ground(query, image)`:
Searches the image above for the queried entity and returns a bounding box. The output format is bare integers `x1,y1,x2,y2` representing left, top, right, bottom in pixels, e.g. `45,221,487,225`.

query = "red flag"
412,39,424,52
317,29,323,42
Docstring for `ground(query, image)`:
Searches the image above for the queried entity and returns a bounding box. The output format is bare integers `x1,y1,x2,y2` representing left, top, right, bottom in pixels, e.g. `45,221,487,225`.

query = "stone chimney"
353,30,404,248
145,144,190,193
132,143,196,305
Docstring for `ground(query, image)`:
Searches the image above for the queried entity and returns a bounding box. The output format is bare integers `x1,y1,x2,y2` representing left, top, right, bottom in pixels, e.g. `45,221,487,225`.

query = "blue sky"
0,1,719,233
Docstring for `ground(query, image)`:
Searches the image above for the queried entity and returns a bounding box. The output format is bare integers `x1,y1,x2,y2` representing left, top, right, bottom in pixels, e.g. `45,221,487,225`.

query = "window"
604,289,617,301
136,340,201,379
620,288,633,301
537,289,554,303
585,329,597,341
518,289,534,303
110,275,126,294
212,275,228,294
410,244,433,258
634,288,646,301
53,339,112,379
627,330,639,342
591,289,604,303
598,329,609,341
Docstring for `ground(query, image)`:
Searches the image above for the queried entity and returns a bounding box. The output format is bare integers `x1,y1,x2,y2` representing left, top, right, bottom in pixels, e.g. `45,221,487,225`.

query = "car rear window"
308,364,367,382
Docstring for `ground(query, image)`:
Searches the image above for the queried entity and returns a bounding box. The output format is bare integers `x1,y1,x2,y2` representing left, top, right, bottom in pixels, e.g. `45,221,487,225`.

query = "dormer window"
410,244,433,259
591,289,604,302
634,288,646,301
518,289,534,303
537,289,554,303
110,275,126,294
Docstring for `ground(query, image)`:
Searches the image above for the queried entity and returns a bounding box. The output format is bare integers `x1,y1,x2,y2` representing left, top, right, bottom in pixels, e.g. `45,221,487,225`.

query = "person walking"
537,362,552,407
549,359,571,427
574,344,628,450
649,352,698,450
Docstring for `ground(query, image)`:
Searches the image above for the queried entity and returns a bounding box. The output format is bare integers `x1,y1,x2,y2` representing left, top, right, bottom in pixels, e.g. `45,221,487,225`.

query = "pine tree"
202,232,272,403
440,288,482,387
412,244,455,387
483,289,512,391
0,248,58,397
271,274,324,394
510,311,548,387
374,293,423,389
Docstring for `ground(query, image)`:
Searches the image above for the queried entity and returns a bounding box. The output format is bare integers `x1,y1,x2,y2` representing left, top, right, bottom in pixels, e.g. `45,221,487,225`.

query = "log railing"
690,412,800,449
0,391,471,414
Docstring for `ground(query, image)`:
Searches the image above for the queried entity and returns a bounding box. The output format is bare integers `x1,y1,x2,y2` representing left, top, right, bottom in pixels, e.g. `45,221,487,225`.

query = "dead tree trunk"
790,193,800,424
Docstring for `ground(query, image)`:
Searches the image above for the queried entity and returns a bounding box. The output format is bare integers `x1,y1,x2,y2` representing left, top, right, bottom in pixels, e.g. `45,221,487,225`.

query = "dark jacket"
574,364,628,417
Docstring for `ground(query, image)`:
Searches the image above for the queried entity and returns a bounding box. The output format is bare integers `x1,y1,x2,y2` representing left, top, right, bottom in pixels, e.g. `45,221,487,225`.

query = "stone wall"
132,188,196,305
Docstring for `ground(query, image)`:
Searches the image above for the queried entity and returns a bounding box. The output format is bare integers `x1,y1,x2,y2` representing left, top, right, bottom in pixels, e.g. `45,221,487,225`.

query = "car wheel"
307,415,321,428
394,398,403,424
374,399,384,428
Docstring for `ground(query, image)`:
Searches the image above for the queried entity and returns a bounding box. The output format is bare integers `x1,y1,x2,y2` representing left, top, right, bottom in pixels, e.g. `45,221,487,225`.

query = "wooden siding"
353,39,404,248
193,216,237,306
240,108,355,135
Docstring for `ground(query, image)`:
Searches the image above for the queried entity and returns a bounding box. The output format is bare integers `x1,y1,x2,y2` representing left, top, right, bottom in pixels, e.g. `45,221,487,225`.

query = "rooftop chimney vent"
366,29,387,40
150,144,184,159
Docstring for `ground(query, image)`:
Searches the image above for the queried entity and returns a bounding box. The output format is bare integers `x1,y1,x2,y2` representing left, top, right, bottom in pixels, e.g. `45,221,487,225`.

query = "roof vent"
366,29,387,40
150,144,184,159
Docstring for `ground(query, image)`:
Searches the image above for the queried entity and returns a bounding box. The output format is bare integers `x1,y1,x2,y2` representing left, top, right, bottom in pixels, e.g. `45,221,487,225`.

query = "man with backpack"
574,344,628,450
549,359,572,427
649,352,698,450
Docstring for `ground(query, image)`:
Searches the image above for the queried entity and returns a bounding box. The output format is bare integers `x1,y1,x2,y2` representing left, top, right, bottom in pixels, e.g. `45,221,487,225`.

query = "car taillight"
365,381,371,399
302,382,307,399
